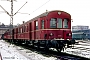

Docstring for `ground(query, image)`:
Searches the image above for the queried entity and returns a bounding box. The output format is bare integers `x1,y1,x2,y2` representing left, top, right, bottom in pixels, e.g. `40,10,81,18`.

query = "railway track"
12,40,89,60
64,40,90,59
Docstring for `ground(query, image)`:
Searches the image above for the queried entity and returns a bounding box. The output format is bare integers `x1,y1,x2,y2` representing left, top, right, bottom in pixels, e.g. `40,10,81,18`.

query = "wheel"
56,42,64,52
37,41,40,49
45,41,49,51
32,40,35,47
56,48,61,52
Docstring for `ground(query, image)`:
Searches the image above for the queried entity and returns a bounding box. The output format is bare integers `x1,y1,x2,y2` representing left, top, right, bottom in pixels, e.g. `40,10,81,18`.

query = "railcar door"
35,20,38,39
63,18,69,40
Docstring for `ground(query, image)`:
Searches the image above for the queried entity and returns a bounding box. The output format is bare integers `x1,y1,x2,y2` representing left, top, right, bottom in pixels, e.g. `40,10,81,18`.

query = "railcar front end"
39,11,75,51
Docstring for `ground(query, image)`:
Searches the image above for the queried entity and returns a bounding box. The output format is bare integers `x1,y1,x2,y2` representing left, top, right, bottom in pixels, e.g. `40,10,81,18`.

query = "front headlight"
50,33,53,36
69,33,71,36
67,33,71,36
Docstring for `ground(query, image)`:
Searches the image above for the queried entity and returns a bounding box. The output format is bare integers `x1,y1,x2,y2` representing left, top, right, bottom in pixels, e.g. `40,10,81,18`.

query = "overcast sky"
0,0,90,27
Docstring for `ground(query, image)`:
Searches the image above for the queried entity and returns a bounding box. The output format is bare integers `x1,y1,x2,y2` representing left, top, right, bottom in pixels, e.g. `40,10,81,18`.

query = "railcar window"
26,24,29,32
19,28,20,33
21,28,22,33
36,21,38,30
57,18,62,28
23,26,24,32
26,25,28,32
25,25,27,32
14,29,16,33
18,28,19,33
41,20,44,29
63,19,68,28
23,26,25,32
50,18,56,28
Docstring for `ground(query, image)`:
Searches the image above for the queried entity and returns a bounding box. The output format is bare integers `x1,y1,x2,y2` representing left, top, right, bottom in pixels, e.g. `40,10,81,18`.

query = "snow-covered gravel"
0,40,57,60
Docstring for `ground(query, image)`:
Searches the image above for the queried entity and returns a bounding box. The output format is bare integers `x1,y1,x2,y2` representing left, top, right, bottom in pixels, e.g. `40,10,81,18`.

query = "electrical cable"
29,0,50,15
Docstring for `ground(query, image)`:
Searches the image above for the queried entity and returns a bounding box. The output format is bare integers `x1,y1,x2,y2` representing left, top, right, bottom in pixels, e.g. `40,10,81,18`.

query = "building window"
57,18,62,28
41,20,44,29
63,19,68,28
50,18,56,28
36,21,38,30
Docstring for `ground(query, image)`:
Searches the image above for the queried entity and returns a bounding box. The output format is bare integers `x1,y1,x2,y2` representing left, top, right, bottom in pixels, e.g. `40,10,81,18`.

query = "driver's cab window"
63,19,68,28
50,18,56,28
57,18,62,28
36,21,38,30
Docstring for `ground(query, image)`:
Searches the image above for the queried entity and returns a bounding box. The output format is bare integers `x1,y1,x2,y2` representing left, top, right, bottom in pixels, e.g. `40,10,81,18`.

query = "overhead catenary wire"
0,5,10,16
18,0,50,15
13,2,27,16
0,0,51,25
12,0,50,16
0,11,5,14
0,0,51,16
17,12,30,15
29,0,50,15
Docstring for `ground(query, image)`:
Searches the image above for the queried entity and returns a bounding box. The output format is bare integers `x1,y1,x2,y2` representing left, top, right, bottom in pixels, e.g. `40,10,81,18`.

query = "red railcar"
29,10,72,40
3,10,75,52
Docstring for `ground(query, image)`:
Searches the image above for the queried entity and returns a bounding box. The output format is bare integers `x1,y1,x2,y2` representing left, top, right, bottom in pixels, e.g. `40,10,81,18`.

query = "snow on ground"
0,40,57,60
64,48,90,58
1,39,90,60
63,40,90,59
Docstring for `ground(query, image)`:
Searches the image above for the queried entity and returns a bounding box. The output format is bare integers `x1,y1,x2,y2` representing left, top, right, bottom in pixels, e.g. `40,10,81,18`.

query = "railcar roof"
14,10,70,28
27,10,70,22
